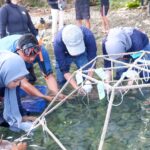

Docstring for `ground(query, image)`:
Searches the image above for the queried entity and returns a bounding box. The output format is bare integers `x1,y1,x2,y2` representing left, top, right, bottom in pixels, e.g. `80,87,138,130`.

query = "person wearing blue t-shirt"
0,33,62,100
102,27,150,81
53,24,97,91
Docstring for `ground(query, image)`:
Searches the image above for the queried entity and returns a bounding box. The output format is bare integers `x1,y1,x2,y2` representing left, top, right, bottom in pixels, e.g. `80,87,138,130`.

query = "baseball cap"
62,24,85,56
17,33,40,56
105,39,126,59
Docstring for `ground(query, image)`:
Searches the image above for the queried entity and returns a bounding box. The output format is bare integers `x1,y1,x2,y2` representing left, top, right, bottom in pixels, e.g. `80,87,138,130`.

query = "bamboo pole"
98,89,115,150
26,72,77,134
97,51,146,150
98,74,126,150
15,51,150,148
40,119,67,150
44,125,67,150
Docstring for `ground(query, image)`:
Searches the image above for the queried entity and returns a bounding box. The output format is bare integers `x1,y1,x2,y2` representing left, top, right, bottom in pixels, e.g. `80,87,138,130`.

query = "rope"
14,51,150,150
40,118,67,150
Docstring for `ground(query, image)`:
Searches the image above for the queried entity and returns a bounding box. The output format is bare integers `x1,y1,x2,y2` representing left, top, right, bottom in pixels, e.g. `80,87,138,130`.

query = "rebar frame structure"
15,50,150,150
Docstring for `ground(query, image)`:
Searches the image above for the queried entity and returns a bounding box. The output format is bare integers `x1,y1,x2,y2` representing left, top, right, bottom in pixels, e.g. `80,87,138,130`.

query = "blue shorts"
100,5,109,16
49,4,59,9
75,0,90,20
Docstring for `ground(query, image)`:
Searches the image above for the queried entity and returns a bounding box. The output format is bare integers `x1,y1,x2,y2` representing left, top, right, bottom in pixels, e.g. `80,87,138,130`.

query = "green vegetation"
126,0,140,8
24,0,47,7
110,0,140,9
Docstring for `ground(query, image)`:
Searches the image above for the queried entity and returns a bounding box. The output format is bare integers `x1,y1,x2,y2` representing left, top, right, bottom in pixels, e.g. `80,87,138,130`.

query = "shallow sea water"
1,87,150,150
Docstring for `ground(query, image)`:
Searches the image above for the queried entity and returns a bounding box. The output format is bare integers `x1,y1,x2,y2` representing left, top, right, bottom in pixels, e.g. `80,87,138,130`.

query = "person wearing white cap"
102,27,150,81
53,24,97,92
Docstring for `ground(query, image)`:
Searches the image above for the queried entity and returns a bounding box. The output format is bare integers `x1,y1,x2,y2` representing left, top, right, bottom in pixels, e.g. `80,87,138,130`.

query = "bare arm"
20,78,53,102
64,72,79,90
45,74,66,99
45,74,59,94
105,70,112,83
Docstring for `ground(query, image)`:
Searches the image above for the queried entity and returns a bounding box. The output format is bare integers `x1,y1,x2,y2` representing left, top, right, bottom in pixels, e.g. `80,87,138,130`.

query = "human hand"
78,87,87,96
47,92,67,101
0,140,27,150
43,95,54,102
82,80,93,93
57,93,67,100
12,142,27,150
51,93,67,101
77,80,93,96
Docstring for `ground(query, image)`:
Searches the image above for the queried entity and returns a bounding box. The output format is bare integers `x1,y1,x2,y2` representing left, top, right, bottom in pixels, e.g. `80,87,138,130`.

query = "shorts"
75,0,90,20
49,4,59,9
100,5,109,16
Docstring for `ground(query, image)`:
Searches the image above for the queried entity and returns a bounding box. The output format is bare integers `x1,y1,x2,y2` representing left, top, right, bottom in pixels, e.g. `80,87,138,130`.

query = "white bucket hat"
62,24,85,56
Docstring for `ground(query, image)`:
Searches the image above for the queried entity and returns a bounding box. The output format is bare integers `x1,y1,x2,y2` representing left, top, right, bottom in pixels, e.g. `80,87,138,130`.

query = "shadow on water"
1,88,150,150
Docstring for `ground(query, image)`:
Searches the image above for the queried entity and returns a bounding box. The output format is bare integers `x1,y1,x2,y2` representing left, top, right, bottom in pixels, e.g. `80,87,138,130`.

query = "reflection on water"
1,89,150,150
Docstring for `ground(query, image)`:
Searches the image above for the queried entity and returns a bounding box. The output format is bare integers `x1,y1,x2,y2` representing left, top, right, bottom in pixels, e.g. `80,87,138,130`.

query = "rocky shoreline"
29,6,150,53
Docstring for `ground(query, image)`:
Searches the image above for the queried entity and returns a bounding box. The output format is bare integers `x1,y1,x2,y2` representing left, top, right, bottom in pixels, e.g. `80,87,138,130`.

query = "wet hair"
5,0,11,3
17,33,38,50
17,33,40,56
